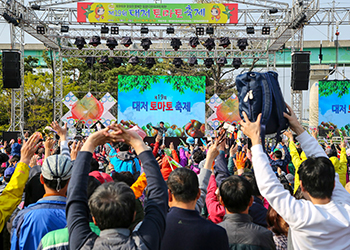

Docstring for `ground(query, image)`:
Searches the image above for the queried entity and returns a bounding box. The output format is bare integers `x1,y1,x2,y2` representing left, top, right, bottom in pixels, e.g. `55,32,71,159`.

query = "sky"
1,0,350,120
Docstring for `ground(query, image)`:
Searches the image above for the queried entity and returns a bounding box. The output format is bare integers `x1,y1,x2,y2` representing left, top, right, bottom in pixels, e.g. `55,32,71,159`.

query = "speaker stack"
291,51,311,91
2,50,21,89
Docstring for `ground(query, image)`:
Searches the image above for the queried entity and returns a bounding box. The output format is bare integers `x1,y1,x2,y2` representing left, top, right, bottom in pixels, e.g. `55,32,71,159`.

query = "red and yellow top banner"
77,3,238,24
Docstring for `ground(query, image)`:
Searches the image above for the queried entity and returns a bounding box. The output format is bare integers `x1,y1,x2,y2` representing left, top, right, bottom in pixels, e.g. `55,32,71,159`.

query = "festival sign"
318,80,350,136
77,3,238,24
118,75,206,137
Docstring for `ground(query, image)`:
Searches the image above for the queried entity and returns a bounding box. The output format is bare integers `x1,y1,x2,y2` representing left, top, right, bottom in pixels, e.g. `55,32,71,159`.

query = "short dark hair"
4,176,11,183
87,176,101,199
116,142,130,152
298,157,335,199
112,171,135,187
274,150,282,159
10,155,20,163
89,182,135,230
160,121,164,124
167,168,199,203
220,175,252,213
43,177,69,191
241,173,260,197
90,158,99,172
192,150,205,164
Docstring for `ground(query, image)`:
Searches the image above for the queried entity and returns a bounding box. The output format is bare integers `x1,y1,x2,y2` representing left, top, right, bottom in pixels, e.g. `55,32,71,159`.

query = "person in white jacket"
240,104,350,250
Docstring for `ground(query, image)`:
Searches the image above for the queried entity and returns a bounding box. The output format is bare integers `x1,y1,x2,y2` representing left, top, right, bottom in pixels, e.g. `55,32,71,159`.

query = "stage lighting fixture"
171,38,182,51
99,56,109,64
113,57,123,67
204,58,214,68
141,27,149,34
237,38,248,51
217,57,227,67
85,57,95,68
121,37,133,47
141,38,152,51
269,8,278,14
106,37,118,50
189,37,199,48
61,26,69,33
196,27,204,36
232,58,242,69
262,26,270,35
203,38,215,51
146,58,156,68
173,58,183,68
219,37,231,48
291,13,307,29
31,4,40,10
101,26,109,34
246,27,255,34
3,13,20,26
167,27,175,34
89,36,101,47
188,57,198,67
74,37,86,50
128,56,139,66
36,25,45,34
111,26,119,35
206,27,214,35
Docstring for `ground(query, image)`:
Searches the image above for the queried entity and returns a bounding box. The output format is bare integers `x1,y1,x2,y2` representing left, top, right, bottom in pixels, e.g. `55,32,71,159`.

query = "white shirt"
251,131,350,250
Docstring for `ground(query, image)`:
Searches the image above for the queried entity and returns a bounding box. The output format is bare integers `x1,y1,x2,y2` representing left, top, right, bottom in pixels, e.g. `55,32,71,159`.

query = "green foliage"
24,56,39,73
319,80,350,97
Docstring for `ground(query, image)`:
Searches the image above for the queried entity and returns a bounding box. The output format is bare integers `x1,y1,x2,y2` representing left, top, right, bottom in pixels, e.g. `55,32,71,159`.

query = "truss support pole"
53,49,63,123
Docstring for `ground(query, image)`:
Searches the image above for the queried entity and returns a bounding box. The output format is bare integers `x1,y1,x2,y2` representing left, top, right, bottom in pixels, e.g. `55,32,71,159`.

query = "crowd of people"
0,104,350,250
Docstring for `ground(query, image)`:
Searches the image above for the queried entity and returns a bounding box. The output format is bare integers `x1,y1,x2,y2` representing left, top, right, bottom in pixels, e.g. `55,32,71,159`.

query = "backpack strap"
259,73,273,152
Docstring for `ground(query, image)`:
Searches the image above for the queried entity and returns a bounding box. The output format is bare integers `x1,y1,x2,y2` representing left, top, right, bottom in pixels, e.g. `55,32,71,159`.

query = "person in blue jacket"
109,142,141,175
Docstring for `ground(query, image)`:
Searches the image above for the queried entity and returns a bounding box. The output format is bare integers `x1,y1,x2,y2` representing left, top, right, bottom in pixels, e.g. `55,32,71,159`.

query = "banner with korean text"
77,3,238,24
318,80,350,136
118,75,206,137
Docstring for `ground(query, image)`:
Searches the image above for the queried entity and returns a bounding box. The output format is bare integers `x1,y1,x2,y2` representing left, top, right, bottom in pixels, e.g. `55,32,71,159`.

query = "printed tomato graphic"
215,98,240,123
71,96,104,120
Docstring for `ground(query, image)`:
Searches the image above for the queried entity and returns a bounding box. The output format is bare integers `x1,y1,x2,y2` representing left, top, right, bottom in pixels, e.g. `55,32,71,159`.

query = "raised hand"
71,140,83,161
51,121,68,141
241,112,262,146
20,133,41,165
283,103,304,135
234,151,248,170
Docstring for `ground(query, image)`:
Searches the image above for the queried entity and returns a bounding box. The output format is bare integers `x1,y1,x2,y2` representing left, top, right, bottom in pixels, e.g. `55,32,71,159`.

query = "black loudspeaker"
2,50,21,88
2,131,21,143
291,51,310,90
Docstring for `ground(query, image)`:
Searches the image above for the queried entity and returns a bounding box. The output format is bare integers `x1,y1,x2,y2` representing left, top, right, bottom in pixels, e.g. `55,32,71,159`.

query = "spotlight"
189,37,199,48
106,37,118,50
217,57,227,67
269,8,278,14
246,27,255,34
204,58,214,68
206,27,214,35
291,13,307,29
101,26,109,34
128,56,139,66
121,37,132,47
203,38,215,51
166,27,175,34
232,58,242,69
173,58,183,68
171,38,182,51
3,13,20,26
85,57,95,68
111,26,119,35
237,38,248,51
61,26,69,33
113,57,123,67
89,36,101,47
146,58,156,68
31,4,40,10
219,37,231,48
141,27,149,34
188,57,198,67
36,25,45,34
262,26,270,35
141,38,152,51
99,56,109,64
74,37,86,50
196,27,204,36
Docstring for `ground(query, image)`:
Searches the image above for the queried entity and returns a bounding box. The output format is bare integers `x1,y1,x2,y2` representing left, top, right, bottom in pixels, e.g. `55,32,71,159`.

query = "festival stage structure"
0,0,349,133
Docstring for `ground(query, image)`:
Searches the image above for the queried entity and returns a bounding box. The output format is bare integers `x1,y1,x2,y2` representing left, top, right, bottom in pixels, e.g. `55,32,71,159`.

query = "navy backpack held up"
236,71,289,147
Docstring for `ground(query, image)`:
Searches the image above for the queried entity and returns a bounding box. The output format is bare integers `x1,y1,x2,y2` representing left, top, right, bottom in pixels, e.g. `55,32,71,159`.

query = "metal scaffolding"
1,0,348,129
